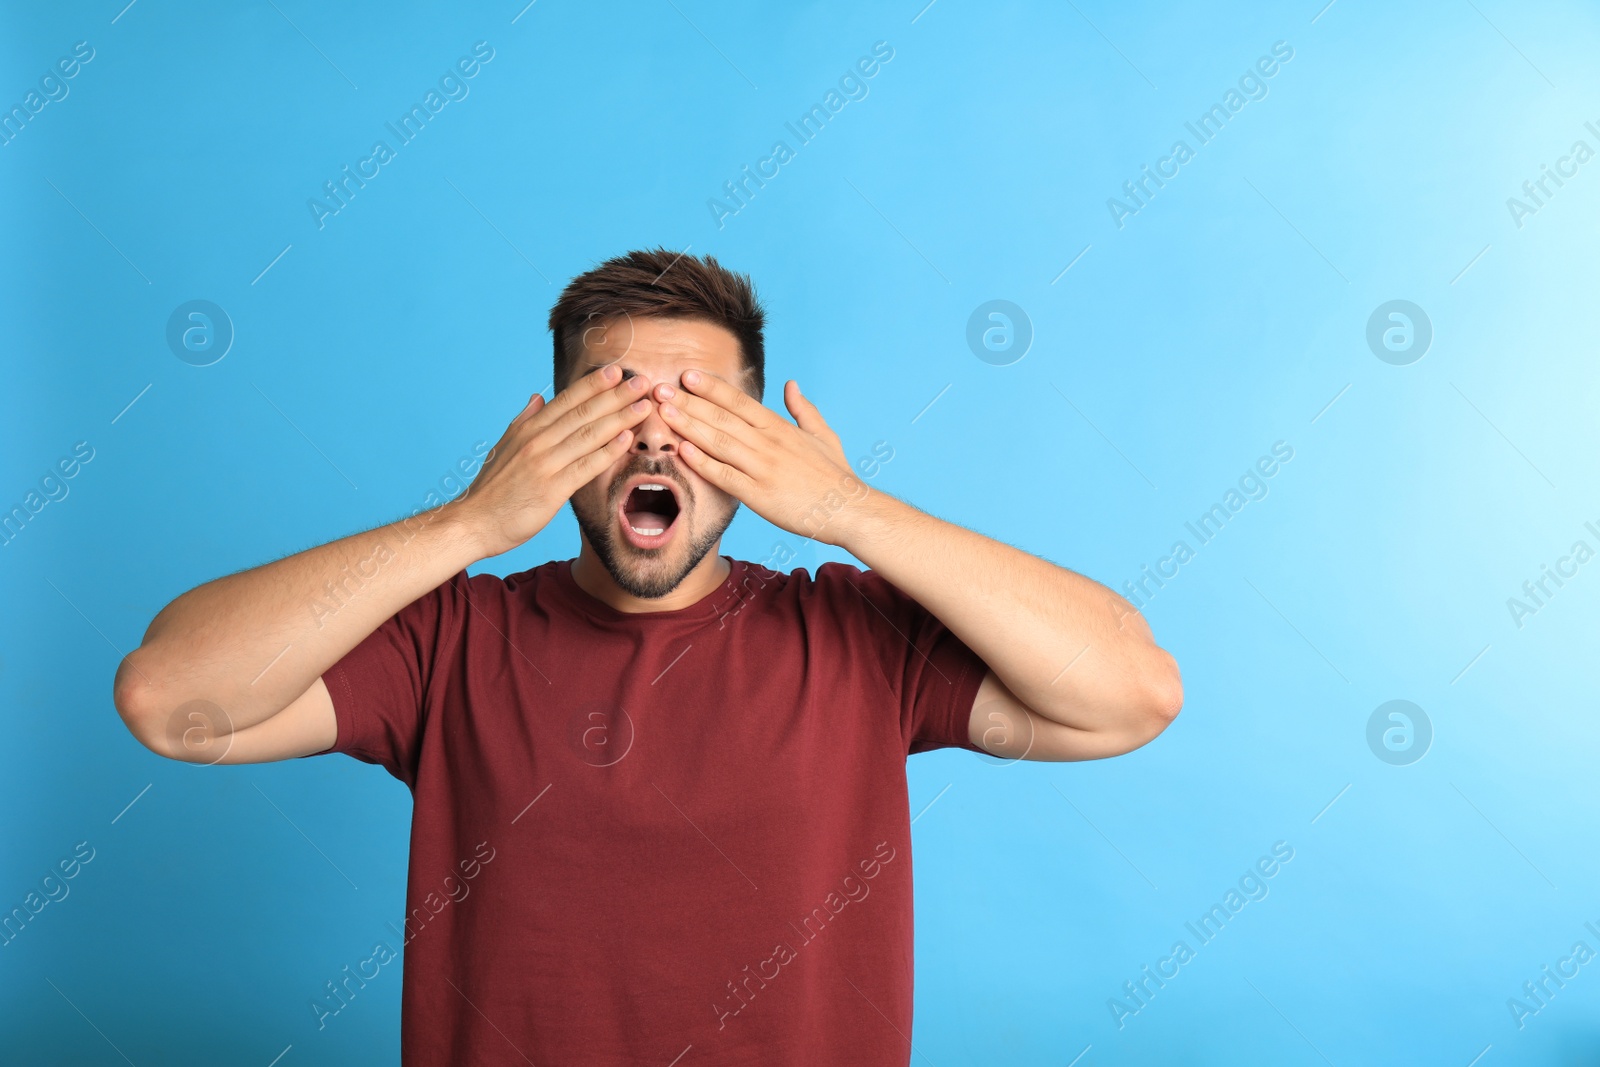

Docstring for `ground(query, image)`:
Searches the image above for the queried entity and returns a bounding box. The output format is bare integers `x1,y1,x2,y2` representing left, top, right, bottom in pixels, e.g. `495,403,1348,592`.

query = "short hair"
547,248,765,397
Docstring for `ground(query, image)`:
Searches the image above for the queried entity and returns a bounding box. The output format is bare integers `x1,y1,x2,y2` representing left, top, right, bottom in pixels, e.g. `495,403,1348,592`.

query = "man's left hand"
652,371,870,546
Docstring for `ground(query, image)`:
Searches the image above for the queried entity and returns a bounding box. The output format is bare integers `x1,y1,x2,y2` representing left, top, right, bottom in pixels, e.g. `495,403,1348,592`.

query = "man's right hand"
456,364,654,559
112,363,655,765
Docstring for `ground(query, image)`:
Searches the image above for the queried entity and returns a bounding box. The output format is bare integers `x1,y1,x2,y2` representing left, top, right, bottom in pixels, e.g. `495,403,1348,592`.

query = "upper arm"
119,571,471,774
143,677,339,765
828,564,989,756
967,669,1170,762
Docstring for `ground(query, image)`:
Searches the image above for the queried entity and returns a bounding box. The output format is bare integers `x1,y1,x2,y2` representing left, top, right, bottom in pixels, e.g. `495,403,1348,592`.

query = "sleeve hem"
909,653,990,757
316,662,364,760
944,655,989,755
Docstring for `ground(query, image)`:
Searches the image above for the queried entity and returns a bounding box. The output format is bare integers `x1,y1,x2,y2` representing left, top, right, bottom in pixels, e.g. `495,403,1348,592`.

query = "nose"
631,396,681,458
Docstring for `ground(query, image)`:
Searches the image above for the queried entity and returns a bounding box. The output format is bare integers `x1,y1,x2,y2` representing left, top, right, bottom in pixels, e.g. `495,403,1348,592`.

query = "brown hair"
547,248,766,397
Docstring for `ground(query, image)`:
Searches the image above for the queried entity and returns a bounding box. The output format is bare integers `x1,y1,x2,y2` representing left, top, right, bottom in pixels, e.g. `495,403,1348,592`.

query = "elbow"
1140,649,1184,735
114,651,154,729
114,650,239,763
113,650,178,759
1107,594,1182,732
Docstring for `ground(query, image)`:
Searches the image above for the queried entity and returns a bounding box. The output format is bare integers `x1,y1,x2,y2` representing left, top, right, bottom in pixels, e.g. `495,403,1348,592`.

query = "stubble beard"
571,458,738,600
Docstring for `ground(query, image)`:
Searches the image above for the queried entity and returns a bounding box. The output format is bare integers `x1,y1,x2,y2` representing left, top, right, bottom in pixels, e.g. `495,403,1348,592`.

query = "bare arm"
837,494,1183,761
647,371,1183,763
114,364,655,763
113,511,481,762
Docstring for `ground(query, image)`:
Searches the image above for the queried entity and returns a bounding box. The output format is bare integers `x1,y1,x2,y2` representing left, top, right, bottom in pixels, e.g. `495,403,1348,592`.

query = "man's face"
567,315,751,600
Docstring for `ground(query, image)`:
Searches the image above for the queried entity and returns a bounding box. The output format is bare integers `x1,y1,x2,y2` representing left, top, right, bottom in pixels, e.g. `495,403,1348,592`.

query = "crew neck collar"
552,555,747,625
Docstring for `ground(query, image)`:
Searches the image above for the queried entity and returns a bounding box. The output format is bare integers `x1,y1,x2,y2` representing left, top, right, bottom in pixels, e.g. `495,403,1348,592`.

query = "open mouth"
617,476,683,550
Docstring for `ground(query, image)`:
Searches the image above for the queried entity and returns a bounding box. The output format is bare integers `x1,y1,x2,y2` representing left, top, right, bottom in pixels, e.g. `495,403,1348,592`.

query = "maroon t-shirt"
314,555,988,1065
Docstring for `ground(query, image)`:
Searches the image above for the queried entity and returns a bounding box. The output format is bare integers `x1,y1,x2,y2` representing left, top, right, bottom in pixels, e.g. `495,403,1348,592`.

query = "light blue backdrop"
4,0,1598,1063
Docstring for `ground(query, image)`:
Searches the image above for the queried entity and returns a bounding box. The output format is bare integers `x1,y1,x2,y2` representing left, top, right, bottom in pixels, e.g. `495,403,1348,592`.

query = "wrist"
831,484,907,559
411,498,495,567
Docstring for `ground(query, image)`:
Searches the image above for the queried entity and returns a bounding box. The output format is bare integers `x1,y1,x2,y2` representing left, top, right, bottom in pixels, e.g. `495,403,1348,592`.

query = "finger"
542,371,652,442
658,385,764,451
783,381,839,442
544,397,653,470
511,391,547,428
658,399,761,472
533,363,624,429
553,425,637,496
678,439,754,498
678,369,775,430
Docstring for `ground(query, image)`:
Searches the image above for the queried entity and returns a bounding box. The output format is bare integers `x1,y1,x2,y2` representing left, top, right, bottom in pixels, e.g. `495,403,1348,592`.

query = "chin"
607,534,697,600
572,461,738,600
574,500,735,601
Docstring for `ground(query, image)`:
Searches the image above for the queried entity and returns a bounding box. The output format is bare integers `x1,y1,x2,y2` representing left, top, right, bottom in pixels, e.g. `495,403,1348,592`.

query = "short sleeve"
308,570,470,788
821,563,990,756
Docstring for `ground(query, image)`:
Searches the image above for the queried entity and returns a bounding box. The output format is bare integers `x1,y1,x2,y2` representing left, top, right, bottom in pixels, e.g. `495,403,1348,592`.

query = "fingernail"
662,403,678,417
683,370,701,385
628,375,647,391
656,384,676,399
632,399,649,412
603,365,619,381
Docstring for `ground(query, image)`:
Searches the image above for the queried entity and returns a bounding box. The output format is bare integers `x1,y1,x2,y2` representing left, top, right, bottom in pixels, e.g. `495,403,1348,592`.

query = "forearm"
648,367,1181,740
118,504,483,733
837,490,1181,734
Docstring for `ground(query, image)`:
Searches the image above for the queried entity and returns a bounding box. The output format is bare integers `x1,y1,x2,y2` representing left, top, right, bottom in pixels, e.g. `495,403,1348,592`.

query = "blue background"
4,0,1599,1063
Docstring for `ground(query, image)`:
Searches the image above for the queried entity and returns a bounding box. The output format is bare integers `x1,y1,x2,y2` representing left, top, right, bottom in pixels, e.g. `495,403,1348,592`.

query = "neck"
570,540,730,613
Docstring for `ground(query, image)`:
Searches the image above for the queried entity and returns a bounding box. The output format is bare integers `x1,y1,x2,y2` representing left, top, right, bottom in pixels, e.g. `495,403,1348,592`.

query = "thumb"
785,380,832,436
514,391,546,426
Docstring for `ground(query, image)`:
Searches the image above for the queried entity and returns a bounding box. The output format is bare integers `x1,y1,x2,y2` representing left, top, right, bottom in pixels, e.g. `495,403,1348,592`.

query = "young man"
113,249,1182,1065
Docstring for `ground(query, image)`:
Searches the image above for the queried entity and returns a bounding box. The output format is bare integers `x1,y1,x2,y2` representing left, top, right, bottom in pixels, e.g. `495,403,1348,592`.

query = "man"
113,248,1182,1064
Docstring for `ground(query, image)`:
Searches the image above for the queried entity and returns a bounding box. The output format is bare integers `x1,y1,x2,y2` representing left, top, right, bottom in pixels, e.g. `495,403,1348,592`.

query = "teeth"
631,525,666,536
637,484,668,491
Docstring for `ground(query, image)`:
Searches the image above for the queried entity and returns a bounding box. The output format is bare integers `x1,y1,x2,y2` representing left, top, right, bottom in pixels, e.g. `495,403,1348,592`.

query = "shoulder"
808,560,905,604
481,560,572,614
416,565,547,621
501,559,562,594
782,559,868,589
746,558,903,618
741,558,861,597
432,567,527,601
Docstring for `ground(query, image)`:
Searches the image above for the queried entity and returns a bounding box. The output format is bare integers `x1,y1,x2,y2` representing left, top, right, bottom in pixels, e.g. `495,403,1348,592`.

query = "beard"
570,455,739,600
